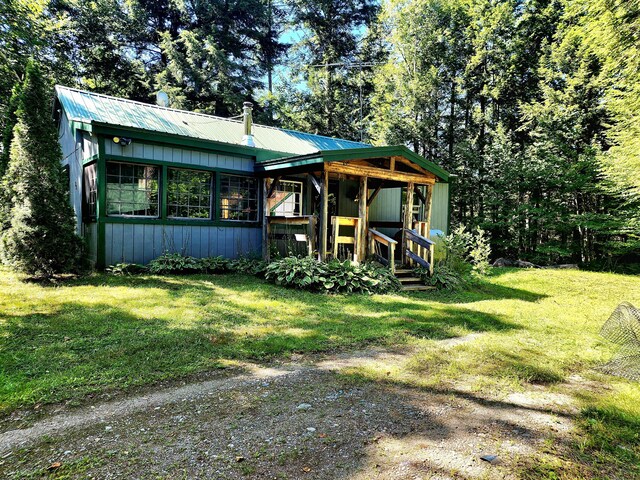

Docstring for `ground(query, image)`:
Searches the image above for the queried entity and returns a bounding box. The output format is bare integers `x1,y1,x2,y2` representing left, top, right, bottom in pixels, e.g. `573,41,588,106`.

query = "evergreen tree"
277,0,380,139
0,61,85,278
0,83,23,231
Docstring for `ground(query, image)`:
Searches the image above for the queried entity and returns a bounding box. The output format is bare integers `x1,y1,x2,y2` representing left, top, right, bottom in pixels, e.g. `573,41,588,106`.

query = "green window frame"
219,174,259,222
106,161,159,217
167,167,213,220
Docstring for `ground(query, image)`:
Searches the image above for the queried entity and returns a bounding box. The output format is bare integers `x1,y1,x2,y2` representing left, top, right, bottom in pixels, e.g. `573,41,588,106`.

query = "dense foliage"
122,253,267,276
0,62,85,278
264,256,401,294
416,226,492,290
0,0,637,268
114,253,397,294
371,0,639,266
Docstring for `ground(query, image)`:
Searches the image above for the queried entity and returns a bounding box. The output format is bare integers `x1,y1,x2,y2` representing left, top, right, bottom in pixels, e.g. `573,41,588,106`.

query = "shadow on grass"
0,272,523,415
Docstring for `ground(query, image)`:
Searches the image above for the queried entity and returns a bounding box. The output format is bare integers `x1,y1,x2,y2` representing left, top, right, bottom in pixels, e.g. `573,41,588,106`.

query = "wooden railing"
266,215,317,259
368,228,398,273
331,216,360,262
404,227,435,275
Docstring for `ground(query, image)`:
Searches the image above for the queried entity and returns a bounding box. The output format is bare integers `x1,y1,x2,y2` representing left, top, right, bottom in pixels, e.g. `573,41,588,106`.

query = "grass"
1,266,639,477
0,268,513,414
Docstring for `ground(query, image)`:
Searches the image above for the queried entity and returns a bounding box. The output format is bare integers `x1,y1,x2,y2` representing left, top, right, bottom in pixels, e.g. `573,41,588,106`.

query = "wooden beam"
266,176,281,199
262,178,270,261
325,162,435,185
308,173,322,194
425,184,434,275
319,170,329,261
402,182,415,265
390,156,397,171
358,176,368,262
367,181,384,207
414,185,427,205
395,156,432,176
425,184,433,225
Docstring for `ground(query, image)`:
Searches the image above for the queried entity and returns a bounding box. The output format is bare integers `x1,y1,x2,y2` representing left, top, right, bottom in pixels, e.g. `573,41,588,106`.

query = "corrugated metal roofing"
55,85,371,156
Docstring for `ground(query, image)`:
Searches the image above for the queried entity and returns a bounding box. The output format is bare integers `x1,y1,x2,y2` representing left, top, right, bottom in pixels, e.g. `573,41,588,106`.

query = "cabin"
54,86,450,277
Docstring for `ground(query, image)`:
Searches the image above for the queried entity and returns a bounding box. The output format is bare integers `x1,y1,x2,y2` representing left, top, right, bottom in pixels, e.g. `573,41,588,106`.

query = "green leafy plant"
147,252,203,274
264,257,400,295
106,263,148,275
229,256,268,277
415,264,463,290
199,256,231,273
442,225,492,277
415,226,492,290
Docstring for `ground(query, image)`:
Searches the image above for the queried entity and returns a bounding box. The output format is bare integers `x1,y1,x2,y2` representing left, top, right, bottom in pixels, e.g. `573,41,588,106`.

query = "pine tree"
0,61,86,278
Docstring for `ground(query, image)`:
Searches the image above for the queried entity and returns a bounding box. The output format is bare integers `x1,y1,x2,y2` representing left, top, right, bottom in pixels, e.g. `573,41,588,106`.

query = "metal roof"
255,146,450,182
55,85,371,156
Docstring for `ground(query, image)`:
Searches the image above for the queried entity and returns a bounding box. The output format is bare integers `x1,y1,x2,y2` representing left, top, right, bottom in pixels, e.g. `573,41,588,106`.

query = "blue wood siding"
104,141,254,172
58,113,84,233
104,224,262,265
84,222,98,264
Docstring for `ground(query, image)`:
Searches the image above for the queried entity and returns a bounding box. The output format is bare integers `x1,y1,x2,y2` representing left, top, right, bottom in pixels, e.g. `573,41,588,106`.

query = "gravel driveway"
0,347,578,479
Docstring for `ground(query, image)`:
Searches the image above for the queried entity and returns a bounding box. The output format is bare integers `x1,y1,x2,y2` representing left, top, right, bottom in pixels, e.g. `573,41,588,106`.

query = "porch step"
394,268,413,275
400,284,436,292
398,276,422,283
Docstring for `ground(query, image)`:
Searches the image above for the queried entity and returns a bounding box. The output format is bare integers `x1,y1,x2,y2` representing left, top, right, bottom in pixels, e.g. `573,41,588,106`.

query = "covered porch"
255,146,450,275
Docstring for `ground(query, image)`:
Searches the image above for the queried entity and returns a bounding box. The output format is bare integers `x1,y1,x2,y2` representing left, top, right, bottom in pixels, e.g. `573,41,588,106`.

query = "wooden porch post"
319,170,329,261
357,176,368,262
425,184,433,232
402,182,414,265
426,184,434,275
262,178,270,261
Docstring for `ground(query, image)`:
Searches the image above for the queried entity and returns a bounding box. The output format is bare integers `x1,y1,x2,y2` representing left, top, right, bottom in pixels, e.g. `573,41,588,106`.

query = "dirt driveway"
0,346,579,479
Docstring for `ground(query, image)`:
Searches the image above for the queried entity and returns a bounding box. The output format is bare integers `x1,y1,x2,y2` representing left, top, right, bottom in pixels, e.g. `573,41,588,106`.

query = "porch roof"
254,145,450,182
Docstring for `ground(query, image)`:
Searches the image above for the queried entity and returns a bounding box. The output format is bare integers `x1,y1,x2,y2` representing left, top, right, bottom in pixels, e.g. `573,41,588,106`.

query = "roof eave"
255,145,450,182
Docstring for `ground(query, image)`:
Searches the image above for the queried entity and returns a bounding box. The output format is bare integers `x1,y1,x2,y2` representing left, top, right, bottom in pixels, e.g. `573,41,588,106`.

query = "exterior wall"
98,139,260,266
368,188,402,238
85,222,98,265
105,224,261,265
58,112,84,233
81,131,99,159
368,184,450,237
104,141,254,172
430,182,450,234
337,180,359,217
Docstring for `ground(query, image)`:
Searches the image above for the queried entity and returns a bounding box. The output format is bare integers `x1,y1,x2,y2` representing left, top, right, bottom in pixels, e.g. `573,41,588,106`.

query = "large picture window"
106,162,159,217
167,168,213,219
219,174,258,221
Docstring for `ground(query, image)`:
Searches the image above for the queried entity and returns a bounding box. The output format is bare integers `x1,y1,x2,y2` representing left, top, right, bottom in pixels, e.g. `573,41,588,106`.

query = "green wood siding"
431,182,450,234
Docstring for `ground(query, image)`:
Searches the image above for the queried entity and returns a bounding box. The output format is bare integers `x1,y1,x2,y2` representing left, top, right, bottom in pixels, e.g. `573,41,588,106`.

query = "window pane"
167,168,213,219
82,163,98,220
219,174,259,221
106,162,159,217
268,180,303,216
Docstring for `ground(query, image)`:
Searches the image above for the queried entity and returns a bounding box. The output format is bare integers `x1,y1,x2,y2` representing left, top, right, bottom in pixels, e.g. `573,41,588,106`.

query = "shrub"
229,256,268,277
264,257,400,294
441,225,492,277
147,252,203,274
414,225,492,290
0,61,86,278
415,264,463,290
199,256,231,273
106,263,148,275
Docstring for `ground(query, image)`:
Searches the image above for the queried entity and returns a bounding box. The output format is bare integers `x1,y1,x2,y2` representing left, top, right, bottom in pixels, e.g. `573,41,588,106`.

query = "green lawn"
1,267,639,476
